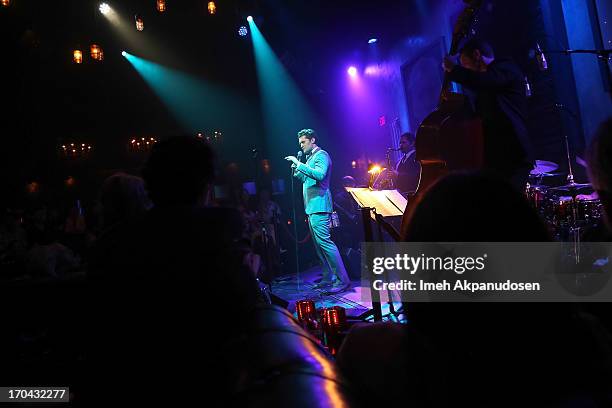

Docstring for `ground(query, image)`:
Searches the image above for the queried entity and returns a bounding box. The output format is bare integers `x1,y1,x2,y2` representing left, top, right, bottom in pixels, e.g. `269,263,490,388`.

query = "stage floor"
269,266,405,322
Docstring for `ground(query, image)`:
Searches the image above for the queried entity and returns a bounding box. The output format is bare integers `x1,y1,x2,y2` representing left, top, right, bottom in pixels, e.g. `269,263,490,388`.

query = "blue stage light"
246,15,253,22
368,38,378,44
238,26,248,37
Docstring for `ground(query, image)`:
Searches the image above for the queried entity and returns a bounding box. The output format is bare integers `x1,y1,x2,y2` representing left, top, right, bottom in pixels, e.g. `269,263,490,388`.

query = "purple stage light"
347,66,357,77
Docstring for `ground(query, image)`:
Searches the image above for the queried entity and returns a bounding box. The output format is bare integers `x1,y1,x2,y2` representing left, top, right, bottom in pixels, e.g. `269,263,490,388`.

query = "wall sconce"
73,49,83,64
90,44,103,61
135,14,144,31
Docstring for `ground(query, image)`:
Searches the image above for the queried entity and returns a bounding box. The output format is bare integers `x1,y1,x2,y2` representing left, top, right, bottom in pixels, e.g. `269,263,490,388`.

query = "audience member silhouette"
587,117,612,234
403,171,550,242
398,172,612,406
25,227,79,278
89,136,260,403
98,172,151,231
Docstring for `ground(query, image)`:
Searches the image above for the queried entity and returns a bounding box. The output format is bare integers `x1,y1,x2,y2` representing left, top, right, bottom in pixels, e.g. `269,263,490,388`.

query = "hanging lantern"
90,44,103,61
1,0,10,7
73,49,83,64
135,14,144,31
207,1,216,15
156,0,166,12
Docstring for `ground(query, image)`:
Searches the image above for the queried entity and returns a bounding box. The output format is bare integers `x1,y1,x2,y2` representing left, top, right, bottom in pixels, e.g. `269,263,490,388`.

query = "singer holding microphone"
284,128,351,293
442,38,535,191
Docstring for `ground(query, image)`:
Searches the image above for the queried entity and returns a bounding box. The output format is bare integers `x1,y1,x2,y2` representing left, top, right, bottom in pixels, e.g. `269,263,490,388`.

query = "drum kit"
525,159,604,241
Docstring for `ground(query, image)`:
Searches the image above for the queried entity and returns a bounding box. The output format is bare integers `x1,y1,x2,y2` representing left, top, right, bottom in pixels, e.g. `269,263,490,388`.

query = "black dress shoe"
312,281,333,290
323,281,351,294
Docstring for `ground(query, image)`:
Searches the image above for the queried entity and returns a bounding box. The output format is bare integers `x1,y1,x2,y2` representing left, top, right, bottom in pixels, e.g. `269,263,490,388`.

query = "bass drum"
549,194,604,227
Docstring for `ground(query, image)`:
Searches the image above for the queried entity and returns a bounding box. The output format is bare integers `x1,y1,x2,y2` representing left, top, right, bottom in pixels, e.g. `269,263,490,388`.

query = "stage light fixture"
238,26,248,37
90,44,103,61
207,1,216,15
73,50,83,64
246,15,253,22
135,14,144,31
1,0,10,7
121,51,127,57
347,66,357,77
156,0,166,12
99,3,110,14
368,38,378,44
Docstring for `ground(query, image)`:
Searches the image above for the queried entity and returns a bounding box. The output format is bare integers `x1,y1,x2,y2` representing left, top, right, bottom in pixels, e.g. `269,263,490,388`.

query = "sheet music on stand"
345,187,407,322
346,188,407,219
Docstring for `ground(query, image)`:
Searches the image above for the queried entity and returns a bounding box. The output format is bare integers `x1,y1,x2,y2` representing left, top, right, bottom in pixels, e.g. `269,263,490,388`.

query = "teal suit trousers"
293,147,349,284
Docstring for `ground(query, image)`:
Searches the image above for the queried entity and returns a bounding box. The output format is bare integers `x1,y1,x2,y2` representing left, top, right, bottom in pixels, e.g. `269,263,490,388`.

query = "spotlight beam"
121,52,258,135
247,17,321,169
99,5,180,66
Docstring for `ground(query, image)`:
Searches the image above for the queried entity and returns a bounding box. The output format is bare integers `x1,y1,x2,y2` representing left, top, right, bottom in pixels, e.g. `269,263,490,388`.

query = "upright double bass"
400,0,484,238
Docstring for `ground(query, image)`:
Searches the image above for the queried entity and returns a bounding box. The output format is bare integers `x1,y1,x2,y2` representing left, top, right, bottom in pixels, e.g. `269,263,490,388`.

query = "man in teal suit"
285,129,350,292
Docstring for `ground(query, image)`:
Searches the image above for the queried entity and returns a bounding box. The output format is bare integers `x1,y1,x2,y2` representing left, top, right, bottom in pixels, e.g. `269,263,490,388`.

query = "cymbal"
528,171,565,178
527,184,548,190
530,160,559,175
548,182,592,192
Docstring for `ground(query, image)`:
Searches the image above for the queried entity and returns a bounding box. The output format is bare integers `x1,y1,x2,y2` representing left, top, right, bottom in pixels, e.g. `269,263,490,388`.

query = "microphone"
290,151,304,174
387,147,401,151
535,43,548,71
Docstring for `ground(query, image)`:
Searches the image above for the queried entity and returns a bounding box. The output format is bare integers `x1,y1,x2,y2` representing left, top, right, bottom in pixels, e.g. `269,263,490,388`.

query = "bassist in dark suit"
443,38,535,191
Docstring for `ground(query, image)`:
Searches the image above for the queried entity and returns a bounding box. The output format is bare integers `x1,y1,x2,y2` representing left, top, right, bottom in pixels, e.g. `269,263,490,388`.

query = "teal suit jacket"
293,147,333,215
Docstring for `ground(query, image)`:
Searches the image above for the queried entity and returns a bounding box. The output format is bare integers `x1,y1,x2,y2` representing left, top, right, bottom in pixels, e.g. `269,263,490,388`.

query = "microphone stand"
290,159,301,294
251,147,259,186
549,103,582,260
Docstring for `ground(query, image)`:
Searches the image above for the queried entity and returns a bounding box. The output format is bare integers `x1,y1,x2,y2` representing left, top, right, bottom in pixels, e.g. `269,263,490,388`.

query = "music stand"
346,188,407,322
